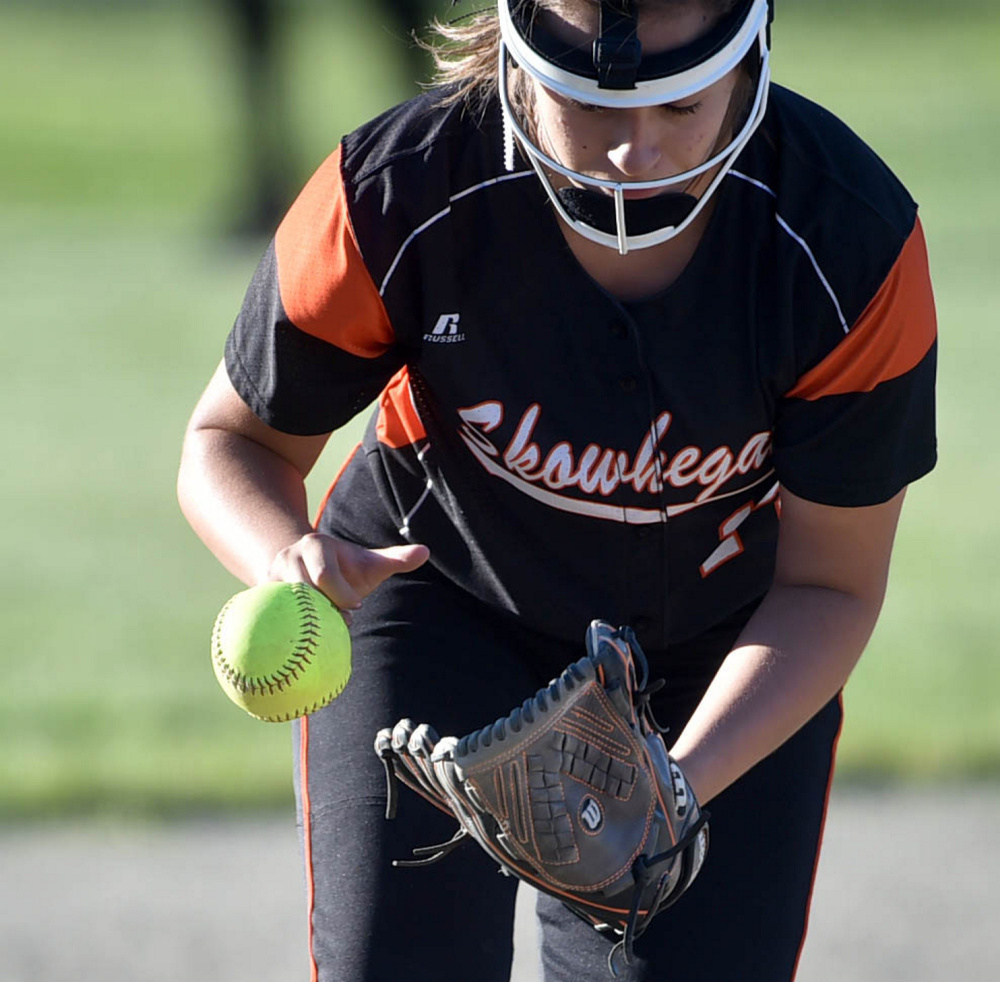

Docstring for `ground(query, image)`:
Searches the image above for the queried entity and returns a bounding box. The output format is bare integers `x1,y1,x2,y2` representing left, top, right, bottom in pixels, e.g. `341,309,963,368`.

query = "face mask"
498,0,773,254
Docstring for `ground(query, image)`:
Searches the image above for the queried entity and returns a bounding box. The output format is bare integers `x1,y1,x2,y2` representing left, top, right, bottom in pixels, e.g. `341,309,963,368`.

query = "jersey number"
699,482,780,578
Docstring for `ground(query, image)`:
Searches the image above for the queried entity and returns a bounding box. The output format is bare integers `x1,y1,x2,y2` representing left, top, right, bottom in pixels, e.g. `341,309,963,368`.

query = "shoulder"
732,85,928,340
744,84,917,241
740,90,937,503
763,86,915,228
335,87,510,286
284,87,507,238
341,86,499,183
339,86,510,223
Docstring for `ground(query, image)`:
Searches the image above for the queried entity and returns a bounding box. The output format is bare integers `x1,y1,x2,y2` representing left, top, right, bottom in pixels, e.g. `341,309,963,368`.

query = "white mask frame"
497,0,773,254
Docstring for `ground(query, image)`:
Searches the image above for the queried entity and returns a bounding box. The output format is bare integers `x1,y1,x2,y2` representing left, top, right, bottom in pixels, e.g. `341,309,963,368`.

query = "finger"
266,537,363,611
265,550,310,584
372,543,431,569
359,544,430,590
303,547,363,611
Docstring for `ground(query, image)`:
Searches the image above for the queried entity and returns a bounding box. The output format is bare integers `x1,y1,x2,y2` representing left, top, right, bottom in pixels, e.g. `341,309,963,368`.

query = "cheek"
689,122,720,153
674,101,735,162
540,109,596,159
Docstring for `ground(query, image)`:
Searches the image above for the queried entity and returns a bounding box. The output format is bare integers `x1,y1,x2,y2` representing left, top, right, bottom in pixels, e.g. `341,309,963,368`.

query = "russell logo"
424,313,466,344
580,796,604,833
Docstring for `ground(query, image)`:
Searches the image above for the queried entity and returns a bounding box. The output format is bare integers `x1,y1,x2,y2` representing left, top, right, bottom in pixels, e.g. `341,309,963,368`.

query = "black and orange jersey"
226,84,937,650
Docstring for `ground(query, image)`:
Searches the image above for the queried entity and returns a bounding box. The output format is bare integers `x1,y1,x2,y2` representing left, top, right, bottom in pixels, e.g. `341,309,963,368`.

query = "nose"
606,109,663,179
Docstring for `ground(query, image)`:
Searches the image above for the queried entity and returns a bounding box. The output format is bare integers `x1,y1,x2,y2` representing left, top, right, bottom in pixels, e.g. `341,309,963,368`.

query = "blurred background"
1,1,997,979
0,0,997,964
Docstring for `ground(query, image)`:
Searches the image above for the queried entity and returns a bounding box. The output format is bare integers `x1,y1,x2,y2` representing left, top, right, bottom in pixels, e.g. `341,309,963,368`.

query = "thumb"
367,543,431,577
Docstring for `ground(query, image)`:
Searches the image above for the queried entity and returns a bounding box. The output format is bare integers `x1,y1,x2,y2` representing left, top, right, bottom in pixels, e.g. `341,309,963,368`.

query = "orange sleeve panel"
786,218,937,401
274,146,394,359
376,366,427,449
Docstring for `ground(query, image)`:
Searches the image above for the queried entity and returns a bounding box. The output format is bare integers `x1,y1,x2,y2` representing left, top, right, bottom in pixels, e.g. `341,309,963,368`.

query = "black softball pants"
292,564,842,982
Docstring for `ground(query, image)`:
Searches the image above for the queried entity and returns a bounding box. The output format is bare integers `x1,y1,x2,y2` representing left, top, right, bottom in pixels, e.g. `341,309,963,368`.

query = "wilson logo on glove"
580,796,604,833
374,620,710,977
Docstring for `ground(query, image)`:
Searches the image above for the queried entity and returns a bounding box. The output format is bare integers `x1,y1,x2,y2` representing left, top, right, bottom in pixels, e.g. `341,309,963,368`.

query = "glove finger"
408,722,440,753
383,719,436,798
429,734,458,765
430,737,514,862
391,719,434,794
374,727,394,758
430,736,476,812
391,718,416,753
407,723,451,803
391,719,451,807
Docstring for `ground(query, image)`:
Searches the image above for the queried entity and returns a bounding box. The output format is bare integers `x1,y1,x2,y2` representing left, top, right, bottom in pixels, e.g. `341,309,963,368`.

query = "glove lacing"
614,626,670,736
607,810,712,976
391,827,470,869
456,660,590,756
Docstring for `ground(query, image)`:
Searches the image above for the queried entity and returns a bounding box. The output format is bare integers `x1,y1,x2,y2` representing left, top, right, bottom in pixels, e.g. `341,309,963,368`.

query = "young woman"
178,1,937,979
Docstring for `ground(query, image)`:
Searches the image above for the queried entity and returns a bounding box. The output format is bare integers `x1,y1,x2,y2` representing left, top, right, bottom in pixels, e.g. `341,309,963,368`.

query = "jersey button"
635,525,652,539
610,320,629,339
619,375,637,392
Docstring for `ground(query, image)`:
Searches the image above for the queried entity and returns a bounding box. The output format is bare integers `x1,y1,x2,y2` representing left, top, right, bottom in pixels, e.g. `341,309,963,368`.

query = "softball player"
178,1,937,979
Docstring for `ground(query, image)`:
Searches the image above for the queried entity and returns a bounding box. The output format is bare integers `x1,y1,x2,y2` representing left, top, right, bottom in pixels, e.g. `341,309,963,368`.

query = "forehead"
540,2,718,55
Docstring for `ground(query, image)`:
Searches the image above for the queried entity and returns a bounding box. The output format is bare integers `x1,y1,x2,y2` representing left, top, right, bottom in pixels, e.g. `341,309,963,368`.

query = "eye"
566,98,604,113
664,101,702,117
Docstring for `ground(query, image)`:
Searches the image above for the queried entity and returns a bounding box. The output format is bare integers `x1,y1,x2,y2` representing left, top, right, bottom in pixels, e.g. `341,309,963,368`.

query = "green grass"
1,1,997,818
772,3,1000,779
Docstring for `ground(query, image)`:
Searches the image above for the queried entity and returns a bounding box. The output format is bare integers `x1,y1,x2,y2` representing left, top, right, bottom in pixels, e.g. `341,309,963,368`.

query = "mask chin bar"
498,42,771,254
613,192,628,255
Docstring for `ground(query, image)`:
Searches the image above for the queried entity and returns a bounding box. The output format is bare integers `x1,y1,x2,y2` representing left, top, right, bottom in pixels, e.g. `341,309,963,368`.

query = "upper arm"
185,360,332,480
773,485,906,606
773,218,937,508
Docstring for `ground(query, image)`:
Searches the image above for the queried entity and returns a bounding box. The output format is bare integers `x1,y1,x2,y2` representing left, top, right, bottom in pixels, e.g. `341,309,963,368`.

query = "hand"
266,532,429,617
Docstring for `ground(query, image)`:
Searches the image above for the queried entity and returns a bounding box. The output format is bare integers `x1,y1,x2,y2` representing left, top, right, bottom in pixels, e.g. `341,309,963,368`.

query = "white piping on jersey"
728,170,850,334
459,426,776,523
398,442,433,539
379,171,536,297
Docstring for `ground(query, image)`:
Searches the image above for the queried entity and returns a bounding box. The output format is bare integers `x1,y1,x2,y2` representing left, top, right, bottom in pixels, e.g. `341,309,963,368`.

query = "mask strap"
594,1,641,89
503,112,516,172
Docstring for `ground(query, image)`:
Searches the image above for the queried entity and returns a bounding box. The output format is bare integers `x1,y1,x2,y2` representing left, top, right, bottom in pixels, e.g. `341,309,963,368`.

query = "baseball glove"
375,620,709,974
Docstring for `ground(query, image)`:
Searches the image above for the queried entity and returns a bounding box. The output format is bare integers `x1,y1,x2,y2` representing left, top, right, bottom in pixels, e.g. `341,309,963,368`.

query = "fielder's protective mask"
498,0,773,254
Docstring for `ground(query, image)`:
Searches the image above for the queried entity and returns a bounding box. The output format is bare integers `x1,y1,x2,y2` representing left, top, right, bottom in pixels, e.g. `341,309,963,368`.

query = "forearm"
177,426,314,586
669,583,882,804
